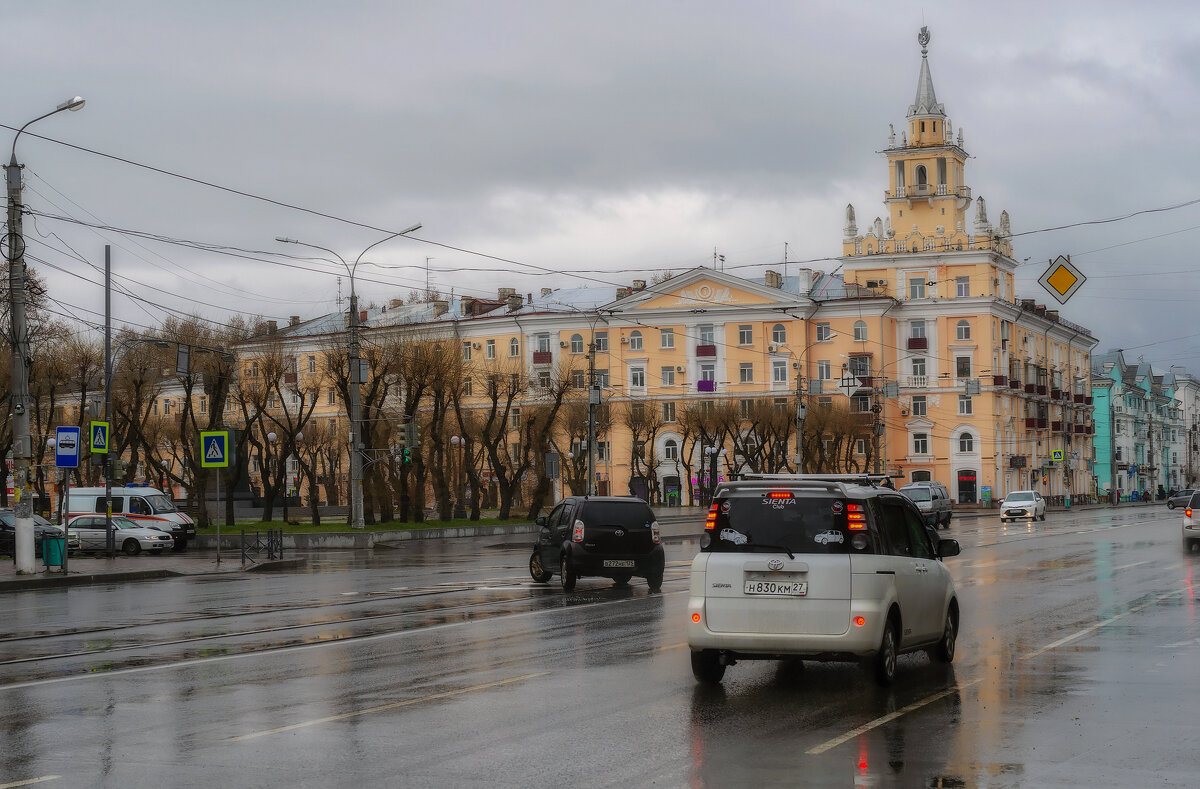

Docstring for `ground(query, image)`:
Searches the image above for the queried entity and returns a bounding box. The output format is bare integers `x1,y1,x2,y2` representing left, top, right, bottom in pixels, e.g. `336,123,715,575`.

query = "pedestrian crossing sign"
1051,449,1064,461
200,430,230,468
90,421,109,454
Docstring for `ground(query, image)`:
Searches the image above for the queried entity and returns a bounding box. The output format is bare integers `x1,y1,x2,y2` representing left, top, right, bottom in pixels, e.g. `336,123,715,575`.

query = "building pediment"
605,267,809,313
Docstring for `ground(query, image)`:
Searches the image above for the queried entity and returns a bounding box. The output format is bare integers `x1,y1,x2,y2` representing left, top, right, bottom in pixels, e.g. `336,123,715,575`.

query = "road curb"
0,568,184,591
244,558,308,572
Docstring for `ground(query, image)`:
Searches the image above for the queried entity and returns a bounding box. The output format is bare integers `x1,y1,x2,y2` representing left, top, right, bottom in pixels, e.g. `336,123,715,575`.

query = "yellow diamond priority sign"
1038,255,1085,304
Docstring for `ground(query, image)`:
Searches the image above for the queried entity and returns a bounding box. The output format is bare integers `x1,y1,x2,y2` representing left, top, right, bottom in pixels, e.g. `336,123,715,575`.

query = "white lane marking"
226,672,549,742
1019,590,1183,660
1161,637,1200,648
1058,560,1153,585
806,680,983,755
0,778,61,788
0,590,687,692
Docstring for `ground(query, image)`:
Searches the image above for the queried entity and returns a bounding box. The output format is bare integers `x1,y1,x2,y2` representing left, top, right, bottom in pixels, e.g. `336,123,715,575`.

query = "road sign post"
200,431,230,565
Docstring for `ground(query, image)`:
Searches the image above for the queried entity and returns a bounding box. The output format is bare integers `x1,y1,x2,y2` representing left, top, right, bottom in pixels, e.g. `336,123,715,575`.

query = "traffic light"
111,458,128,482
403,447,412,464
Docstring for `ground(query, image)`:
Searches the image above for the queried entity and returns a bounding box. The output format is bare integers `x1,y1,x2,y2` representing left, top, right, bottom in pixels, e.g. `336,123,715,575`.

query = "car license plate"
603,559,635,568
743,580,807,596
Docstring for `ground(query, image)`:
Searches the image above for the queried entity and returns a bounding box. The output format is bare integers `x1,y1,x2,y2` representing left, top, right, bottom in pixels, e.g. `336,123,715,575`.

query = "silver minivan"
899,482,952,529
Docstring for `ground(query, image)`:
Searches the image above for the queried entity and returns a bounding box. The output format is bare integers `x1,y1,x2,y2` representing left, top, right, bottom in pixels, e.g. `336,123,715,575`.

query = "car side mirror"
535,516,547,527
937,538,961,558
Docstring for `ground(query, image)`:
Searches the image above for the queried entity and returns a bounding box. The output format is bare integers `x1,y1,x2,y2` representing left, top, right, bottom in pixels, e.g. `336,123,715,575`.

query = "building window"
661,366,675,386
956,276,969,297
956,356,972,378
596,441,609,461
596,369,610,388
816,322,832,342
772,324,786,344
462,341,472,361
738,325,753,345
772,360,787,383
854,438,866,455
817,396,833,409
536,333,551,353
909,276,927,299
631,402,646,421
774,397,789,413
327,388,336,405
740,399,755,418
959,395,973,415
307,356,316,374
664,438,679,460
849,355,870,377
956,320,971,340
912,356,926,377
251,361,259,377
509,408,521,430
853,320,868,342
463,379,473,396
570,334,584,353
959,433,974,452
818,360,831,380
911,470,931,482
630,367,646,389
486,339,496,359
851,394,872,413
629,330,643,350
594,331,608,351
910,319,926,339
699,325,715,344
700,400,714,415
198,396,207,413
914,433,929,455
739,363,753,383
570,370,585,388
509,338,520,357
911,395,926,416
659,328,675,349
662,401,676,422
537,371,551,389
701,363,715,382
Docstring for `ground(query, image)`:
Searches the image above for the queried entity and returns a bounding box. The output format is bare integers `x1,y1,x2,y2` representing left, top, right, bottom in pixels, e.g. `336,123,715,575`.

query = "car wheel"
1168,501,1177,510
646,563,664,593
690,649,726,684
529,552,553,583
1039,511,1046,521
612,574,632,586
560,556,577,592
929,609,957,664
874,618,899,686
122,538,142,556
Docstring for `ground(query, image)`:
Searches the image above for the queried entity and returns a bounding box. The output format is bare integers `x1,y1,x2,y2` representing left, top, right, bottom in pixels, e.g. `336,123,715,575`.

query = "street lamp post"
277,224,420,529
450,435,467,519
6,96,85,574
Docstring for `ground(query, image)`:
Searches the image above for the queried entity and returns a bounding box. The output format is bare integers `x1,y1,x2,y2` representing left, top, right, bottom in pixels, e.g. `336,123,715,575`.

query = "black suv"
0,510,65,558
529,496,666,592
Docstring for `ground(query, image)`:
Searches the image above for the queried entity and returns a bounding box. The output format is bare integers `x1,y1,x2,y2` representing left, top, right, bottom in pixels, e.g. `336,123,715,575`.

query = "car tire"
1039,511,1046,521
612,574,632,586
646,563,664,593
874,618,899,686
690,649,726,684
929,609,957,664
529,552,553,583
1168,501,1177,510
560,556,577,592
122,538,142,556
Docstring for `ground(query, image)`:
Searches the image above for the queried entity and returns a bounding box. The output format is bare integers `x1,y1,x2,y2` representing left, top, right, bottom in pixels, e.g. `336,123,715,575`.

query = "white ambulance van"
67,485,196,551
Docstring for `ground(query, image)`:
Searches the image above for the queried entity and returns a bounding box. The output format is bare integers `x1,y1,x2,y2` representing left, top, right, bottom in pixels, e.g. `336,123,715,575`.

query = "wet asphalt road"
1,507,1198,788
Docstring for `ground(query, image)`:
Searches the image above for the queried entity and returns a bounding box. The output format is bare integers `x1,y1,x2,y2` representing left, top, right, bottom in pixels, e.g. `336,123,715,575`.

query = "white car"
67,515,175,556
1183,492,1200,552
687,474,961,686
1000,490,1046,522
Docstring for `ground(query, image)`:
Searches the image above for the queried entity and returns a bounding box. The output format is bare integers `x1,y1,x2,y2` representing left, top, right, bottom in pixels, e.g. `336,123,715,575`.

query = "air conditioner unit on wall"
559,341,567,348
768,345,778,353
620,337,630,344
676,365,685,372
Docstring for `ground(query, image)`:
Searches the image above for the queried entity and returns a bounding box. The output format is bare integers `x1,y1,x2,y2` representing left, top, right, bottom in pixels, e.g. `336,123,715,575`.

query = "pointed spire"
908,26,945,118
843,204,858,239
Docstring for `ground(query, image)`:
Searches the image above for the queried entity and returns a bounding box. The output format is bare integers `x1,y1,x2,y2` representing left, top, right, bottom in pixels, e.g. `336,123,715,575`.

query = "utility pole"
348,288,366,529
793,370,806,473
587,338,598,496
104,245,114,557
6,96,85,574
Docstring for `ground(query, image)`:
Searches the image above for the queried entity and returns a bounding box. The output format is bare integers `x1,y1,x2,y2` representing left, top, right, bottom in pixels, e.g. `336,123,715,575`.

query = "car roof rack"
738,473,892,486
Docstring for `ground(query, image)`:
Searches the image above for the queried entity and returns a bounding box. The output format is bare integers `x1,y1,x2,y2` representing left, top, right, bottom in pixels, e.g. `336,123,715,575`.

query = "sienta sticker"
830,500,844,514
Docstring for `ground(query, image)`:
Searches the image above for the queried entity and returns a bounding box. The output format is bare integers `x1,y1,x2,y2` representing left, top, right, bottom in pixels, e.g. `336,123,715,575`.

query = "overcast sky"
6,1,1200,369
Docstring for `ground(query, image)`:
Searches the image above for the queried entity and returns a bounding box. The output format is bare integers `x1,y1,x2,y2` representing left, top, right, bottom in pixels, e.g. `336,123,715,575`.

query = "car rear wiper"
747,543,795,560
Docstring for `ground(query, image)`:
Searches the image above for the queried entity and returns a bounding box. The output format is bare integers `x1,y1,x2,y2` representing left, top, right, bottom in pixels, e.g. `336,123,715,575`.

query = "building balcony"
1073,424,1086,434
532,351,552,365
1051,420,1064,432
1036,385,1048,396
1074,393,1086,404
1009,378,1022,389
906,337,927,350
1038,418,1049,429
1024,417,1038,429
905,375,928,388
695,344,717,358
697,379,716,393
992,375,1007,387
1085,396,1093,406
1051,389,1062,400
1024,383,1037,395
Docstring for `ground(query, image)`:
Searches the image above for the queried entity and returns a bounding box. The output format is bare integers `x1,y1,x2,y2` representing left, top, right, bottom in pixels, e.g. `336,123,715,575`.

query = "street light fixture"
7,96,86,574
276,224,421,530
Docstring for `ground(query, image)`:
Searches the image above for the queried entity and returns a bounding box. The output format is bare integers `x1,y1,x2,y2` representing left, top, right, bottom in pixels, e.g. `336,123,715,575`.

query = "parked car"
899,481,953,528
0,510,65,558
1167,489,1195,510
66,486,195,551
529,496,665,592
686,474,961,686
1000,490,1046,522
67,515,174,556
1183,492,1200,552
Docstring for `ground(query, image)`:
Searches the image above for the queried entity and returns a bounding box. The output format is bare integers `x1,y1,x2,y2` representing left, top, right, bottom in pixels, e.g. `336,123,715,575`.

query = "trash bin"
42,537,65,568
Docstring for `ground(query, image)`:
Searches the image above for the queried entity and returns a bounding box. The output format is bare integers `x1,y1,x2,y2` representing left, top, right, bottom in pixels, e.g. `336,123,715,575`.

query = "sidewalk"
0,552,304,591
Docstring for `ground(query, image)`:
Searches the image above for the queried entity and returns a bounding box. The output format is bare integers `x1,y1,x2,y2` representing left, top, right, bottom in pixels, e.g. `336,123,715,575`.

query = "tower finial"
918,26,930,56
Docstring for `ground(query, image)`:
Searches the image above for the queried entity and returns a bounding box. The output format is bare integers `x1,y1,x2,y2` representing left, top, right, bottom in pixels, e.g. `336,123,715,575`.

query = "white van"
67,486,196,551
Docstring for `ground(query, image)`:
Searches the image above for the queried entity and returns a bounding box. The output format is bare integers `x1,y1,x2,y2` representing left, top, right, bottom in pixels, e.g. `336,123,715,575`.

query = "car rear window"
901,487,931,501
706,494,872,555
579,500,654,528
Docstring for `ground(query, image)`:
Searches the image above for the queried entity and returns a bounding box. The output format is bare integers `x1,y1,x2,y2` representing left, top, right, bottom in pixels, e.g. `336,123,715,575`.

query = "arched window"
509,337,520,357
959,433,974,452
772,324,786,344
911,470,932,482
853,320,868,342
915,164,928,186
664,439,679,460
629,330,643,350
956,320,971,340
570,333,584,353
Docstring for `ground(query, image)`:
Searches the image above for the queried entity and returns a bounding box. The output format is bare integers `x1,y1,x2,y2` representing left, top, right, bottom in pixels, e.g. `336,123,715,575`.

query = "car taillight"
705,501,718,531
1188,508,1193,519
651,520,661,544
846,501,866,530
572,519,585,542
768,491,791,499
